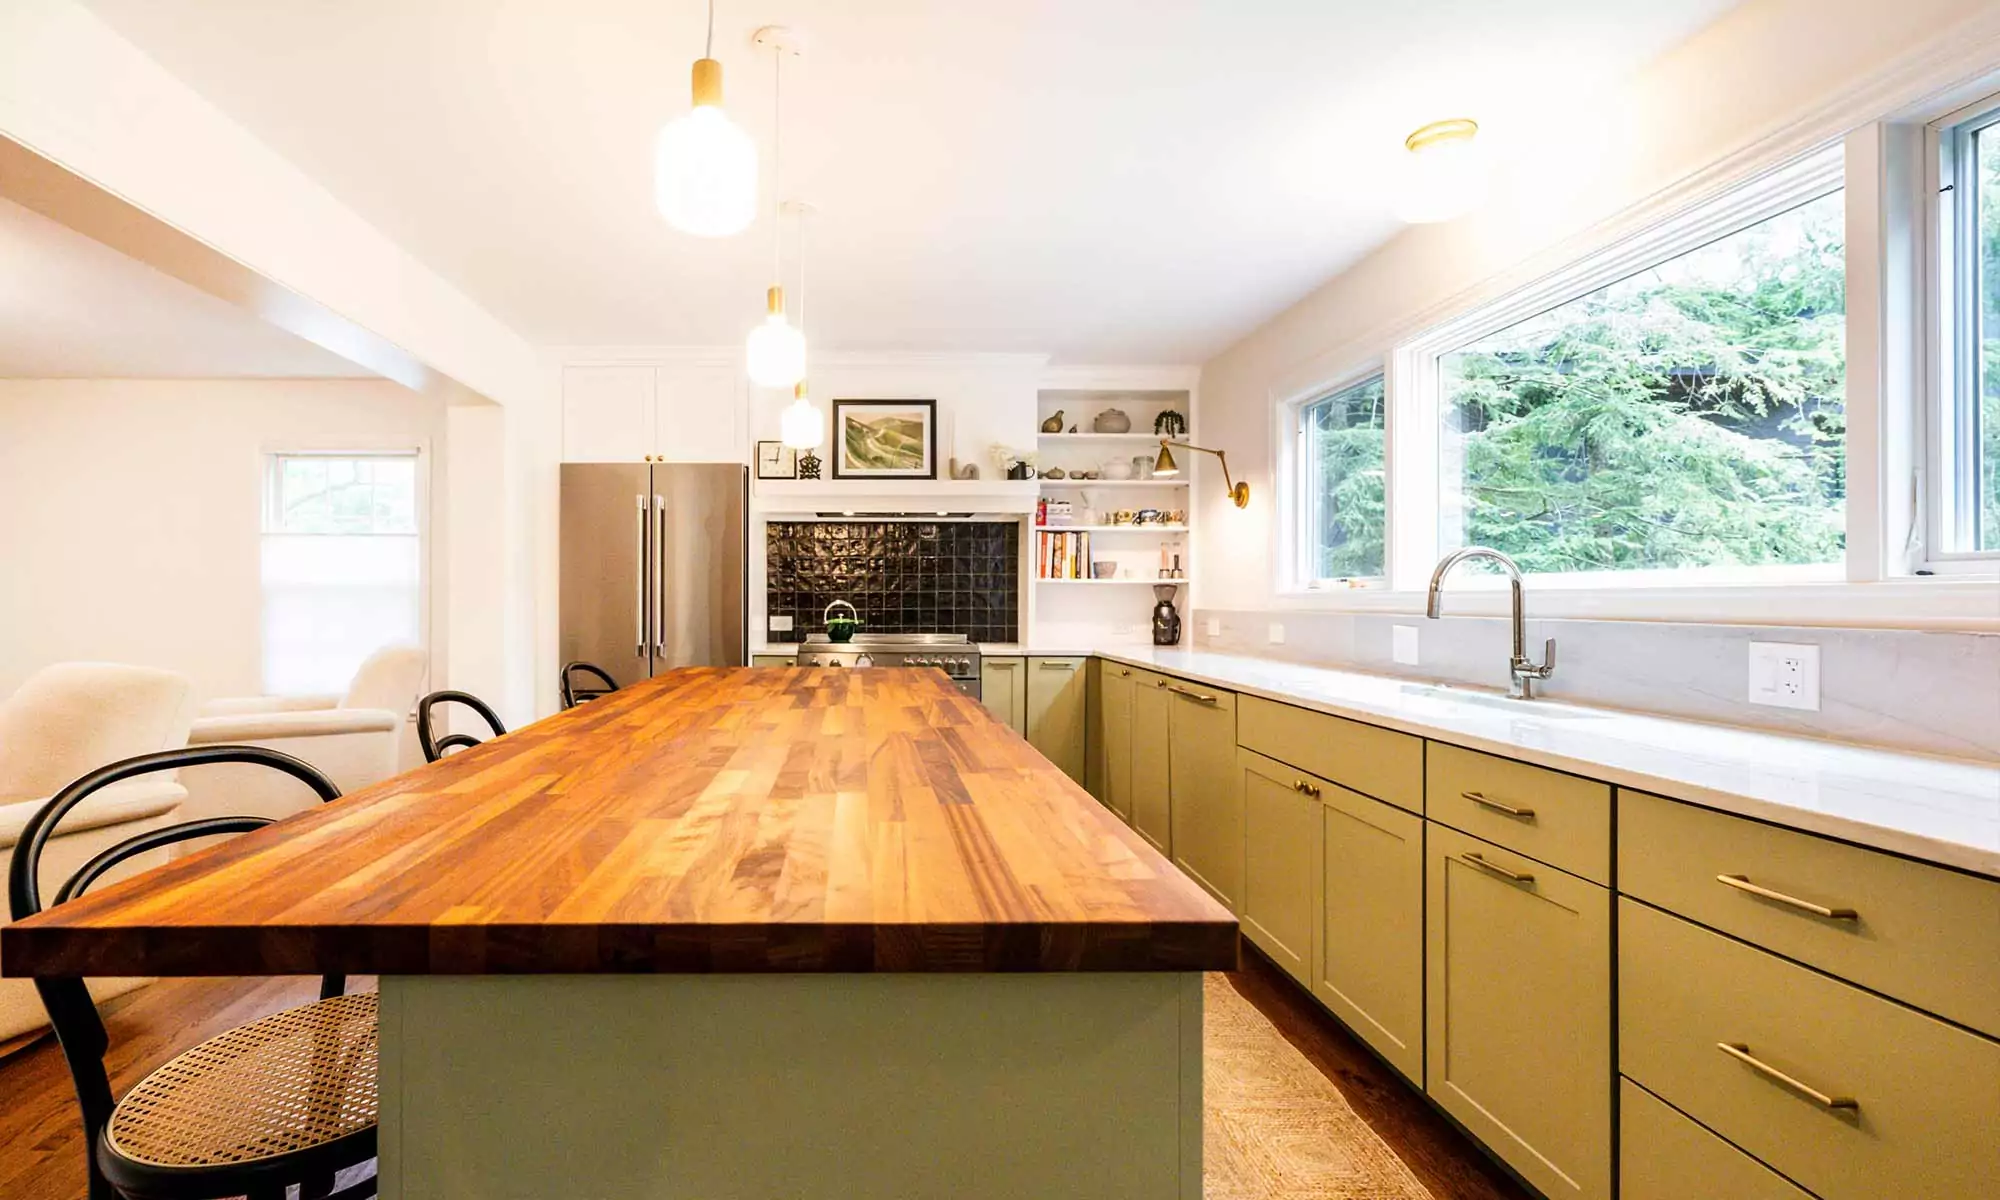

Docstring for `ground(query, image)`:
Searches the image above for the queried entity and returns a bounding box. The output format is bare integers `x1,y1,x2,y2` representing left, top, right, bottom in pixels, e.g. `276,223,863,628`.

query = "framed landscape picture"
832,399,937,480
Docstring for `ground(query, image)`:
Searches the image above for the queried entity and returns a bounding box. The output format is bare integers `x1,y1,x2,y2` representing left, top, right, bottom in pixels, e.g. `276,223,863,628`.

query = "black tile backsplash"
766,521,1020,643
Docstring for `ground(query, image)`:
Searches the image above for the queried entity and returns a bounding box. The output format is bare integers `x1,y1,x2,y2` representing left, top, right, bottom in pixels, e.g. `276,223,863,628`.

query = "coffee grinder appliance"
1151,584,1182,646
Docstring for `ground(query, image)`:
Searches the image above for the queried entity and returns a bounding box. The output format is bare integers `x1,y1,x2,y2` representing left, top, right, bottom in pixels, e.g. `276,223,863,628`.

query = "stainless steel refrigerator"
559,463,747,684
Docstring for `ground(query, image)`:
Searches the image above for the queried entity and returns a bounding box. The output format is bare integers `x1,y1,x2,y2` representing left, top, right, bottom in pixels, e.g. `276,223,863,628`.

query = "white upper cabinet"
562,361,748,464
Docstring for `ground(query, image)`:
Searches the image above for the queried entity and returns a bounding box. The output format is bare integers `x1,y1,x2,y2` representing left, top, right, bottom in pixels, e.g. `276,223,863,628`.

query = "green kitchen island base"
376,970,1205,1200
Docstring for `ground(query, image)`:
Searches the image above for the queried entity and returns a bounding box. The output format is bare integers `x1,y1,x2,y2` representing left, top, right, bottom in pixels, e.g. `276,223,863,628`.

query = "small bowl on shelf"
1090,561,1117,579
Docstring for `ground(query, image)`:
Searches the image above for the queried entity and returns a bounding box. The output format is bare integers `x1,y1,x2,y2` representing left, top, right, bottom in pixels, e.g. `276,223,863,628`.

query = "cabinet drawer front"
1426,744,1609,885
1619,789,2000,1037
1620,898,2000,1200
1426,826,1613,1200
1317,781,1424,1083
1237,694,1422,814
1620,1080,1810,1200
1238,750,1321,985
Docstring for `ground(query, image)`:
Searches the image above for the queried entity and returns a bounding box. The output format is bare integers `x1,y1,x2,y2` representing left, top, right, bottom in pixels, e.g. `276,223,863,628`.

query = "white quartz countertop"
1087,648,2000,880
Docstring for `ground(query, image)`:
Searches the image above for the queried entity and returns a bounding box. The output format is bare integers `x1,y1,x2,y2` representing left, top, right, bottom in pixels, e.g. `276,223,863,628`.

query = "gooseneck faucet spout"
1425,547,1556,699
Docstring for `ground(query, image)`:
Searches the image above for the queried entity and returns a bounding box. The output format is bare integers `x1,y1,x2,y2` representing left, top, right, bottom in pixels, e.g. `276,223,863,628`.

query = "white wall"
1194,0,2000,617
0,378,449,702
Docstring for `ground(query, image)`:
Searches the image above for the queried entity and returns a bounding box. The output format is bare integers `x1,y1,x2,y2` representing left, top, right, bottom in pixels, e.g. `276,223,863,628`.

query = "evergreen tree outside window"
1298,374,1386,581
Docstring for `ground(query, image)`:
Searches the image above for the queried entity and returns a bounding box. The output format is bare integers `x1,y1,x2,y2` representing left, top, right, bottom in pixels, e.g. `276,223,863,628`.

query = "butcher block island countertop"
4,666,1238,978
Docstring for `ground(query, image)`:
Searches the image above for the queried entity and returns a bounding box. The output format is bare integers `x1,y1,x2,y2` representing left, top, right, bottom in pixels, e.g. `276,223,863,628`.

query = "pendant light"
779,201,825,451
654,0,757,237
746,30,807,387
1396,118,1487,225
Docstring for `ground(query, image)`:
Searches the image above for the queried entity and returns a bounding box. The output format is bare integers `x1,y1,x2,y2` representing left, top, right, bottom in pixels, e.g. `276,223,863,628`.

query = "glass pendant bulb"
654,58,758,237
1396,118,1487,225
780,381,824,450
746,286,808,387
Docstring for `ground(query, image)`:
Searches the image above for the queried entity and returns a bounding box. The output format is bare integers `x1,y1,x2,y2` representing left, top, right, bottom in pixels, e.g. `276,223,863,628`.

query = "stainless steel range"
794,632,982,699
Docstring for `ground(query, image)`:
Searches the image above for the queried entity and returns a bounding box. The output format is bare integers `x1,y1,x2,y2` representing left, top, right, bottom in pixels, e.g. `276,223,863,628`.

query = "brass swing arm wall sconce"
1154,441,1250,508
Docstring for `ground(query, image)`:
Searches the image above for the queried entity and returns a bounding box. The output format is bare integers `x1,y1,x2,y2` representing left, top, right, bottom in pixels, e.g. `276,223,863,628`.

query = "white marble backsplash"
1191,610,2000,762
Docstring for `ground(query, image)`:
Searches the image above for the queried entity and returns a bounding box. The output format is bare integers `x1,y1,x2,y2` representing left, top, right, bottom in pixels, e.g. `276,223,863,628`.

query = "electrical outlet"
1267,622,1285,645
1205,617,1221,637
768,614,793,633
1747,641,1820,711
1392,624,1419,666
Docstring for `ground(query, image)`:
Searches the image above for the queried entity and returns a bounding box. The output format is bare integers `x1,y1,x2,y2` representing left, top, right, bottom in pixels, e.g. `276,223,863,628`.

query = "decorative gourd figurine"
1092,408,1132,434
1040,410,1065,434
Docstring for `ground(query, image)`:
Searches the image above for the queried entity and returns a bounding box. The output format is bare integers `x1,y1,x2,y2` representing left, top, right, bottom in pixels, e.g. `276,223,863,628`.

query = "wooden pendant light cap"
691,58,724,108
767,285,786,315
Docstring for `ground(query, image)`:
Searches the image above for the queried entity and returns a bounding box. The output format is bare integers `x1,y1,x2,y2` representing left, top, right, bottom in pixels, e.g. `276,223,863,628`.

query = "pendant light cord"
771,49,783,285
704,0,715,58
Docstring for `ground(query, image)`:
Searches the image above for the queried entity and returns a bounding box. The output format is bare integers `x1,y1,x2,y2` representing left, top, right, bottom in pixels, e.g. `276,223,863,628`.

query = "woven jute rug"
1204,974,1435,1200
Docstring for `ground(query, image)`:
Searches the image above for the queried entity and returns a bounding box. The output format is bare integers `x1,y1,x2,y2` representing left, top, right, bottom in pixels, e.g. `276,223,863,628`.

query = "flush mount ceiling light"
778,201,825,451
746,27,807,387
654,0,758,237
1155,441,1250,508
1396,117,1487,225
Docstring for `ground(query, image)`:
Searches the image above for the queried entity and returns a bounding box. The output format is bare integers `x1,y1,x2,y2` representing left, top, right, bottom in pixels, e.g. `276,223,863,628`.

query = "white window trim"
1281,365,1390,592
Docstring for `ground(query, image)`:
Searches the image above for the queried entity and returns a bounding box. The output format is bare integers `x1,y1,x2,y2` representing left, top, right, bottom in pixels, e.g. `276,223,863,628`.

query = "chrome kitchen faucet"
1425,547,1555,700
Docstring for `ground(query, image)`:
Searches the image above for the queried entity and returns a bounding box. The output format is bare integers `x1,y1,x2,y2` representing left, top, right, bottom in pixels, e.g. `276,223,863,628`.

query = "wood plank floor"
0,954,1529,1200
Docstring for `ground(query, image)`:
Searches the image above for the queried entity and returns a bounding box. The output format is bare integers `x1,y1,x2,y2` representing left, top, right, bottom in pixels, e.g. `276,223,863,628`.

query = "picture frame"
831,399,938,480
755,440,797,480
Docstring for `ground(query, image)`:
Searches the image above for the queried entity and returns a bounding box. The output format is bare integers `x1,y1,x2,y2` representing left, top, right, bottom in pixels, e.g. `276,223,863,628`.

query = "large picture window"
1297,373,1386,582
1937,97,2000,557
261,452,422,695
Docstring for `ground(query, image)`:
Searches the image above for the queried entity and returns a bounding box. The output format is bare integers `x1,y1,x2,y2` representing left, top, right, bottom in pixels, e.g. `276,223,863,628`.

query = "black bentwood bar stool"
559,661,619,710
415,689,507,762
8,745,376,1200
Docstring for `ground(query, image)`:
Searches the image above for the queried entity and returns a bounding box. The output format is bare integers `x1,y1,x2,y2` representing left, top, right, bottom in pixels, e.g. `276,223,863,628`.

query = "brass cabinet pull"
1716,1042,1858,1111
1715,874,1858,920
1459,852,1534,884
1461,790,1536,819
1167,684,1219,705
1292,779,1322,798
1038,661,1077,671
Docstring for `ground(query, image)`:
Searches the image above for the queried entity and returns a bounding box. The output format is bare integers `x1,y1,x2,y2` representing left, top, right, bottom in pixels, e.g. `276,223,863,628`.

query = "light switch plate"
1392,624,1420,665
1267,622,1285,645
768,614,794,633
1205,617,1221,637
1747,641,1820,711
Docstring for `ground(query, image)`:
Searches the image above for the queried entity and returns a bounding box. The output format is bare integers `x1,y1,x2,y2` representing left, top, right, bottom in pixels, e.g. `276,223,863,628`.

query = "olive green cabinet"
1237,750,1320,984
1426,824,1612,1200
749,654,794,667
1166,680,1239,912
1025,657,1087,783
981,656,1027,735
1095,662,1137,823
1316,779,1425,1084
1128,670,1174,855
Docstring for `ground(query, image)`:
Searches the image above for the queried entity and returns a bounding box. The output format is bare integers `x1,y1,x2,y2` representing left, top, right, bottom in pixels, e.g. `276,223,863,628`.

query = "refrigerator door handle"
633,493,648,656
653,493,668,658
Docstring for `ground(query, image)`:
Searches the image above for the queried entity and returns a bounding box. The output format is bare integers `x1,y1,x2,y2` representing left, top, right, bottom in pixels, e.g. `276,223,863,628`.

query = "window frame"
1923,89,2000,569
258,446,431,694
1288,368,1390,590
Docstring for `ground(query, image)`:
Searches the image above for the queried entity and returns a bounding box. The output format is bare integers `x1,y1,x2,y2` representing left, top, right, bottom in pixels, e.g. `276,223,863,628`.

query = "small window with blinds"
261,452,422,695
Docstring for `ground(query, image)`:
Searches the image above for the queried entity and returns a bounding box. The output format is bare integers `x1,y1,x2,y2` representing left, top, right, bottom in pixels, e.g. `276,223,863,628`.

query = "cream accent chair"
178,645,428,841
0,663,196,1047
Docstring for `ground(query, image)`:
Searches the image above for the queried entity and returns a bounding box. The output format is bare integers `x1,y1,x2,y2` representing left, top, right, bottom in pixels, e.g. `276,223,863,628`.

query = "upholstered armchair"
178,645,428,838
0,662,196,1048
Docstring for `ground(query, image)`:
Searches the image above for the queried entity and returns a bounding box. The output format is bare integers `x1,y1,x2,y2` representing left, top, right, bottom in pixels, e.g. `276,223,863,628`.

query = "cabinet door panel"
1167,683,1239,911
1129,674,1173,855
1426,825,1612,1200
563,366,655,462
1025,657,1088,784
1317,782,1424,1083
1098,663,1135,822
1238,750,1319,984
653,362,745,463
980,657,1027,735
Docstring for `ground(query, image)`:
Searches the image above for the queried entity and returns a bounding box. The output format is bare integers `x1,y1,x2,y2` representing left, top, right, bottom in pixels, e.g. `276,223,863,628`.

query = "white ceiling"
83,0,1741,364
0,195,376,378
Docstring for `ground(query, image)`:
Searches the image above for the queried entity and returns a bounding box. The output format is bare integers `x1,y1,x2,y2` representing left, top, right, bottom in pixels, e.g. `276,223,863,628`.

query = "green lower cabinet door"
1426,824,1612,1200
1025,657,1087,782
980,656,1027,735
1128,674,1173,855
1097,663,1136,823
1166,681,1239,911
1237,750,1321,986
1315,779,1424,1084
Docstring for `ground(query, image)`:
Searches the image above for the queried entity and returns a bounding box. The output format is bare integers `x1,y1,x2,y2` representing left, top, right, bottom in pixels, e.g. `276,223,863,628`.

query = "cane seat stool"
9,746,378,1200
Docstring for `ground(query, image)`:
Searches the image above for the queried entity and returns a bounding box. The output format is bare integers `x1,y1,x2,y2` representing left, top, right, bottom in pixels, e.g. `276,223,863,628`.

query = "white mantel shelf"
752,479,1040,516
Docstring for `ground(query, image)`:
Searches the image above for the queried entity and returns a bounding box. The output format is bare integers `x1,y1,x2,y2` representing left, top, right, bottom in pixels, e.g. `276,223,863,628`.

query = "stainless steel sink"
1396,683,1603,720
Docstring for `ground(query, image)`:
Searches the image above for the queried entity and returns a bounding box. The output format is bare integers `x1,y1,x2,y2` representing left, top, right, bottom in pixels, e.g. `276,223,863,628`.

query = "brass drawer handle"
1459,852,1534,884
1038,661,1077,671
1293,779,1322,798
1715,874,1858,920
1461,790,1536,819
1166,684,1219,705
1716,1042,1858,1111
